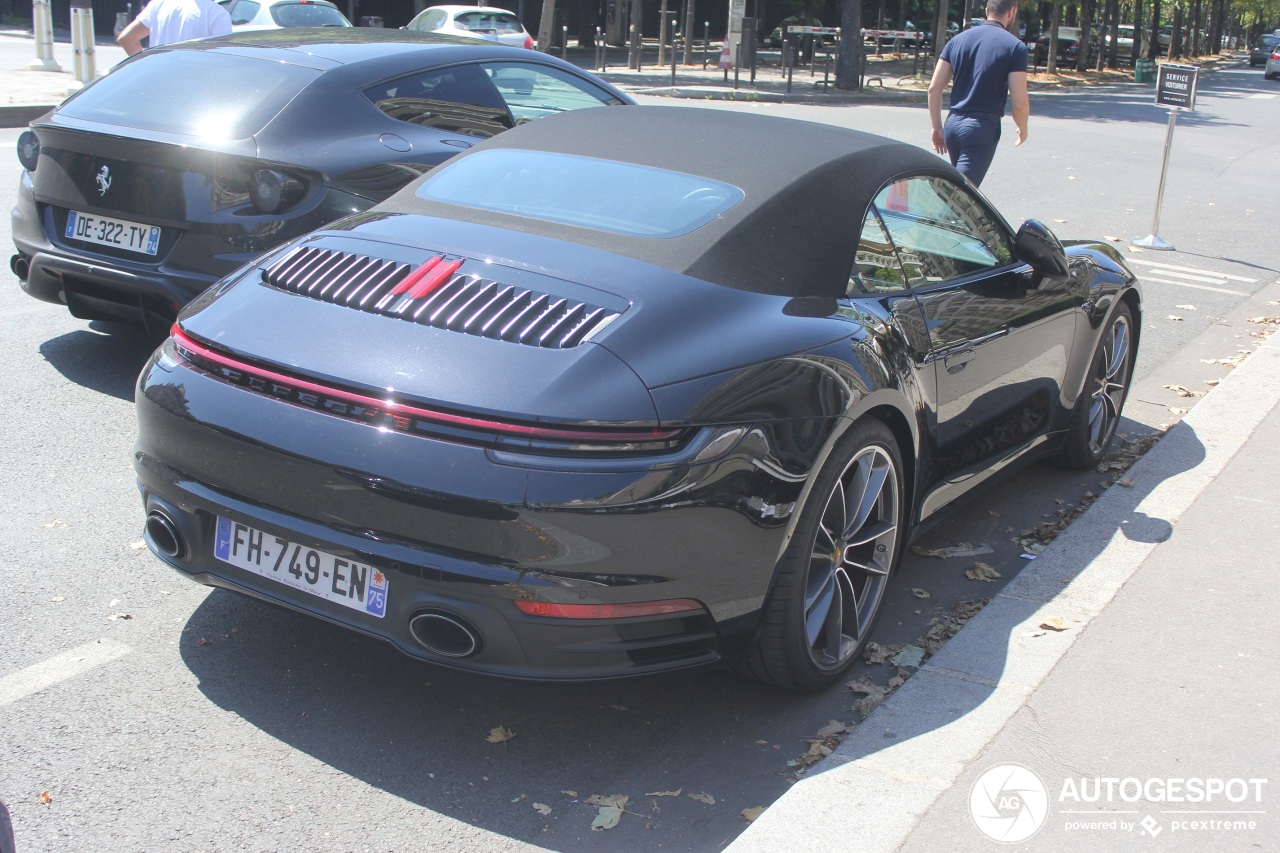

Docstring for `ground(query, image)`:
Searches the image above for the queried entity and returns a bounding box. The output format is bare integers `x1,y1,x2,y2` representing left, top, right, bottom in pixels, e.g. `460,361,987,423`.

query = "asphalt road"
1,61,1277,853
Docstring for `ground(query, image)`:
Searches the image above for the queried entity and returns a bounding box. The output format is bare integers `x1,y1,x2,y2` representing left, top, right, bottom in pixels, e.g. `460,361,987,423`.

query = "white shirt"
137,0,232,47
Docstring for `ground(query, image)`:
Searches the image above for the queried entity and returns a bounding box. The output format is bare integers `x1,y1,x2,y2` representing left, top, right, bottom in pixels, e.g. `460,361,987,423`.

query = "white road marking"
1136,267,1244,284
1247,93,1277,99
1124,257,1258,282
1137,274,1249,296
0,639,131,708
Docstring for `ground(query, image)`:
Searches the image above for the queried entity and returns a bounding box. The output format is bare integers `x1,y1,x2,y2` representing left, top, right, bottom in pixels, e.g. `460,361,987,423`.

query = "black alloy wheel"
742,418,903,691
1060,303,1134,469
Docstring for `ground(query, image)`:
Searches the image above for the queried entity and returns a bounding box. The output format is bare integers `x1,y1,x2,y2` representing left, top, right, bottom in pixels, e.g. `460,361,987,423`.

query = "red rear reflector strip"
513,599,705,619
169,326,681,444
386,255,443,296
406,258,463,300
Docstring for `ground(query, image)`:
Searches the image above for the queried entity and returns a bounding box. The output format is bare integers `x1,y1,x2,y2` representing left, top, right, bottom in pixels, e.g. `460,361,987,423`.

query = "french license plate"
213,517,388,618
64,209,161,256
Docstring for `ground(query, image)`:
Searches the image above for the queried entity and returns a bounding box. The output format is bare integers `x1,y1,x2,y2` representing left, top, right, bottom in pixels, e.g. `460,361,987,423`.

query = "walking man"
927,0,1029,186
117,0,232,56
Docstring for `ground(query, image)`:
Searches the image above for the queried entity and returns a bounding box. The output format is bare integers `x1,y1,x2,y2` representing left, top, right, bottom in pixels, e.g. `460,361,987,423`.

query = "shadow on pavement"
170,413,1186,851
808,419,1205,778
38,322,161,402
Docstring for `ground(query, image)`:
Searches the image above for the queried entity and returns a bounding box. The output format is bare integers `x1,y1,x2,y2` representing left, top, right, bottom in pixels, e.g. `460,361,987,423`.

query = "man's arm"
1008,70,1029,146
927,59,952,155
117,18,149,55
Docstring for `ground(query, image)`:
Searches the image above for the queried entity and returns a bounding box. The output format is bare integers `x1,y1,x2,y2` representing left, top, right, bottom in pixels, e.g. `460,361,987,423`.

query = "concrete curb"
727,329,1280,851
1,105,54,129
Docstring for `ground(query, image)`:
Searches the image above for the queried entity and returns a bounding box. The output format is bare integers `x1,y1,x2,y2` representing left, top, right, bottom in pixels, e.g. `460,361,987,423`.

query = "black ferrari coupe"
10,28,630,334
135,107,1141,691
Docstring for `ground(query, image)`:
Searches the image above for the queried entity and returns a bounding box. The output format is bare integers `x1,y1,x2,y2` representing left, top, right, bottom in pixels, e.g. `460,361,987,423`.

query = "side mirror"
1014,219,1070,280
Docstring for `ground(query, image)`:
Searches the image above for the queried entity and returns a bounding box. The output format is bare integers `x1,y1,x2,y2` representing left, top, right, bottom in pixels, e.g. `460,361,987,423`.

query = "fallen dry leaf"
38,791,52,806
1039,617,1069,632
1166,315,1183,322
688,792,716,805
965,562,1001,582
43,519,65,528
1247,316,1280,325
910,542,993,559
485,725,517,744
862,641,902,664
644,789,682,797
741,806,766,822
50,596,64,603
1175,304,1197,311
889,644,925,668
910,587,931,599
847,676,889,696
591,806,623,831
532,802,552,816
561,790,577,797
852,693,884,718
816,720,851,738
586,794,629,808
1117,477,1134,487
107,612,132,621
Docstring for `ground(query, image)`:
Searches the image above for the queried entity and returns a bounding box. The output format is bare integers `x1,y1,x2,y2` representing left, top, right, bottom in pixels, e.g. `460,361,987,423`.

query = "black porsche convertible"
10,29,630,334
135,107,1140,691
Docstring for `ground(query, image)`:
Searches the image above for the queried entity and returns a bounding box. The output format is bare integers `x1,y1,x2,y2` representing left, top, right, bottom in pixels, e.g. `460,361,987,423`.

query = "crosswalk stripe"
1136,268,1242,284
1124,257,1258,283
0,640,131,708
1136,275,1249,296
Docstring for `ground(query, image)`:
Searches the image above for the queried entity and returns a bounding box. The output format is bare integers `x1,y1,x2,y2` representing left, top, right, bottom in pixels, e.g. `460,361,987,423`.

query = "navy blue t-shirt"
939,20,1029,116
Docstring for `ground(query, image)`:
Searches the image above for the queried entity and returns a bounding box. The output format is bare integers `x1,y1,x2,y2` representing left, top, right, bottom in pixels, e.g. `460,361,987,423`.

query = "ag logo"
96,165,111,196
969,763,1049,843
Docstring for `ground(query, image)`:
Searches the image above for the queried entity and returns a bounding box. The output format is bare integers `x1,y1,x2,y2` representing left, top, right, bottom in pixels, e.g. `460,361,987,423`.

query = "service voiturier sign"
1155,63,1199,110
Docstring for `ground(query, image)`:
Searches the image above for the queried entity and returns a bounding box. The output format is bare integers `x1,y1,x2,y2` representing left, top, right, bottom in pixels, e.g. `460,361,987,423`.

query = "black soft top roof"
379,106,956,297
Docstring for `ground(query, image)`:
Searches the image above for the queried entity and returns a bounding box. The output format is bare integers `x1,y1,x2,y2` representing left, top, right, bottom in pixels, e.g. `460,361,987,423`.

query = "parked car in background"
403,5,533,49
1034,25,1096,64
1265,43,1280,79
133,106,1141,691
220,0,352,31
1105,24,1150,59
1250,33,1280,66
10,29,630,332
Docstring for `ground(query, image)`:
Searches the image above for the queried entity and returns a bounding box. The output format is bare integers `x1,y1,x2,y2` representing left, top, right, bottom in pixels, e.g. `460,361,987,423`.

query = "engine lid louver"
260,245,621,349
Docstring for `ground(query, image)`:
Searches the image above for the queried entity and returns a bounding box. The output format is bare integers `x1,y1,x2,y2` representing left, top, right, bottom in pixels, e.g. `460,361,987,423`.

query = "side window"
850,208,908,295
226,0,259,24
481,62,625,124
872,176,1014,287
364,64,513,137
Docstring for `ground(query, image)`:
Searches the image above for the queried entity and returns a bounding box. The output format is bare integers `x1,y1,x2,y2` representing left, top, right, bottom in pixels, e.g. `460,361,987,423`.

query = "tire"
740,418,904,692
1058,303,1135,470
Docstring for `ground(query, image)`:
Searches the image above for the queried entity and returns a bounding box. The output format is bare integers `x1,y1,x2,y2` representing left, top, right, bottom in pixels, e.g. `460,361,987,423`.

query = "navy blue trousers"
943,112,1001,186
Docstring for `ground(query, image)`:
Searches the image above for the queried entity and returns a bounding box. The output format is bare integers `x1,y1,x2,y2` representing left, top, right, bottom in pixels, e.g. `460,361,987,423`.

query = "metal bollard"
561,26,568,60
671,32,679,86
703,21,710,69
30,0,62,71
69,0,96,91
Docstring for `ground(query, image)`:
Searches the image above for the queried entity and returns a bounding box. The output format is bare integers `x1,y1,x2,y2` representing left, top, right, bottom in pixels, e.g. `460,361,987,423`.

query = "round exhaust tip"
145,510,186,560
408,610,482,658
11,255,29,281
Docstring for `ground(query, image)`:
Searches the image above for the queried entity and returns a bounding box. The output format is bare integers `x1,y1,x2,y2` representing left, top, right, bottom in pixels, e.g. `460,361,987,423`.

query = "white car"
1266,44,1280,81
403,5,532,49
220,0,352,31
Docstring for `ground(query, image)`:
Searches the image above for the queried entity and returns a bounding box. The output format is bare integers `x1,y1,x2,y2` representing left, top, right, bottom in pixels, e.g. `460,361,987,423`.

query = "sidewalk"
730,326,1280,850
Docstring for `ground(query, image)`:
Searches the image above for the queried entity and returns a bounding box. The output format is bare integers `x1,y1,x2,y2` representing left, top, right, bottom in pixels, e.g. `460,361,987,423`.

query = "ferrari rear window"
270,1,350,27
417,149,743,238
58,51,320,139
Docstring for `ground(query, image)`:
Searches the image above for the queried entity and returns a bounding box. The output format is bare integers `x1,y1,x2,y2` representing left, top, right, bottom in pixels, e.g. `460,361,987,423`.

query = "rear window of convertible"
58,52,320,139
417,149,744,238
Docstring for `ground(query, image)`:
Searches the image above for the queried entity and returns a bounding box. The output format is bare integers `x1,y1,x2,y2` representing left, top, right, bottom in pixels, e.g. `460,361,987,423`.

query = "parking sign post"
1134,63,1198,251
